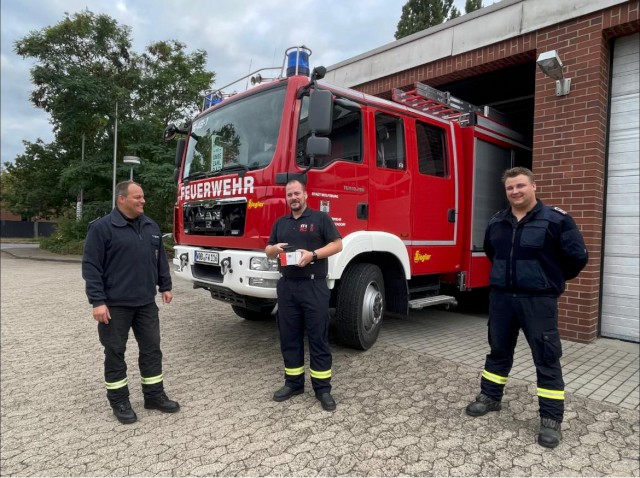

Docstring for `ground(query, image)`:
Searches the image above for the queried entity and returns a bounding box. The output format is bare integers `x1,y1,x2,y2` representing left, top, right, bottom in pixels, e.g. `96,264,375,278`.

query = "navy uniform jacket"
484,200,588,297
82,208,172,307
268,207,341,279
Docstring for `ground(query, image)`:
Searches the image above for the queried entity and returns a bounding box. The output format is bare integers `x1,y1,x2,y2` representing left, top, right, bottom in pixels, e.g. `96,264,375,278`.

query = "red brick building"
326,0,639,343
0,207,22,221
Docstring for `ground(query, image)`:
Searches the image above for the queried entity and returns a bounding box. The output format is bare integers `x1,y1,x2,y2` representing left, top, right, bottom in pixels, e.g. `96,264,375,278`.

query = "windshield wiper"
219,164,249,174
184,164,250,182
206,164,250,178
183,171,223,182
184,171,208,182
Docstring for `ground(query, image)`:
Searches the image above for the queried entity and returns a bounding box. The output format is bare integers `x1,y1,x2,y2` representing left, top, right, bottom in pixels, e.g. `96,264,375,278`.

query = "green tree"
395,0,461,39
3,140,70,220
13,10,136,221
135,40,211,125
123,40,214,228
9,10,214,232
14,10,135,155
465,0,483,13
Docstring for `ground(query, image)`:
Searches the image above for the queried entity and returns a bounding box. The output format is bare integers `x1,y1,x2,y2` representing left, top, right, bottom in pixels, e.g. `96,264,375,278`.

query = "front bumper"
172,245,279,299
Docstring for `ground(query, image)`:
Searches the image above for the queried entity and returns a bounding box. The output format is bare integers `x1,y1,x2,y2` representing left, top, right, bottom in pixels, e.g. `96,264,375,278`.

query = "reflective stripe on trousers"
277,277,332,394
480,290,565,422
98,303,164,403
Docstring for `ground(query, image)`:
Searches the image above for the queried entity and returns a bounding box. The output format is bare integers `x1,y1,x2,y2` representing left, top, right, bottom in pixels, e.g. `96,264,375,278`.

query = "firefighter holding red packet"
265,178,342,411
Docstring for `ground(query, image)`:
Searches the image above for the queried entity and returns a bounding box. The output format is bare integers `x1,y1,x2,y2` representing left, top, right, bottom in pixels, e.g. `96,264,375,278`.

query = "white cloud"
0,0,469,163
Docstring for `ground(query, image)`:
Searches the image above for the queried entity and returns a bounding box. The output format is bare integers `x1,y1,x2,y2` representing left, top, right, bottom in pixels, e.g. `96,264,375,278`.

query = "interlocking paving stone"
1,253,639,476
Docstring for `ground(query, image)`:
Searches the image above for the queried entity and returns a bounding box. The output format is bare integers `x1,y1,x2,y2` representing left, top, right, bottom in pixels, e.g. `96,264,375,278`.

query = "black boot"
465,393,502,417
538,417,562,448
144,392,180,413
273,385,304,402
111,400,137,424
316,392,336,411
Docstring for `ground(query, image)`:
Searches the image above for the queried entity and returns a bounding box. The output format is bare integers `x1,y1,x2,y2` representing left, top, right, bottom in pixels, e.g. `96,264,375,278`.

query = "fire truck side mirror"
164,122,191,142
173,138,185,185
164,124,178,142
306,135,331,157
308,89,333,136
311,66,327,82
175,138,185,168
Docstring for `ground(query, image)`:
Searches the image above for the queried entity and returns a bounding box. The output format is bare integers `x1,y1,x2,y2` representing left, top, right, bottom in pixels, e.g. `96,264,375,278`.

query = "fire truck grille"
183,199,246,236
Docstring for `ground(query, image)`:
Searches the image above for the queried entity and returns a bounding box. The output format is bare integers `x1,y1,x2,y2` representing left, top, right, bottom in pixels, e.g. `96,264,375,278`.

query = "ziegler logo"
248,199,264,209
414,251,432,263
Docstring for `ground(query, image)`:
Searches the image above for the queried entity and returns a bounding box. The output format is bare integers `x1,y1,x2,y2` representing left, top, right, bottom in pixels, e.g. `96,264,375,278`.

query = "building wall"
345,2,639,343
0,207,22,221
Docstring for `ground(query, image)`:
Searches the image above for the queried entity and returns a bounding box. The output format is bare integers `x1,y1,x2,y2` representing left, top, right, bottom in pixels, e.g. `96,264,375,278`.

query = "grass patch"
39,236,85,255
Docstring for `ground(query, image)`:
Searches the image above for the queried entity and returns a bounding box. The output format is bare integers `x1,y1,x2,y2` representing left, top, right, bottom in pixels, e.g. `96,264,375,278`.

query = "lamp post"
76,134,85,220
123,156,141,180
111,101,118,209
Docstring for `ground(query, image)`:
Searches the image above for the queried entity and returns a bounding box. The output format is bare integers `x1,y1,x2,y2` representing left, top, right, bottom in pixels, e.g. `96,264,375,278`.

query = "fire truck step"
408,295,458,310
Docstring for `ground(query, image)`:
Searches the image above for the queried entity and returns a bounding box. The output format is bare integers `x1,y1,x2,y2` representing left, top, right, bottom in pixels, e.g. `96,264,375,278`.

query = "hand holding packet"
279,245,302,266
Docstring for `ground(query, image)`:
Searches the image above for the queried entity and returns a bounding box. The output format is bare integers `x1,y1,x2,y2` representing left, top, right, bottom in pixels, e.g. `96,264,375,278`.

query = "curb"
1,249,82,263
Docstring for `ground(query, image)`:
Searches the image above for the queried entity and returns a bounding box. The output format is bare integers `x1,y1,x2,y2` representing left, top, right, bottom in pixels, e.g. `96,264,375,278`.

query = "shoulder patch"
552,206,567,215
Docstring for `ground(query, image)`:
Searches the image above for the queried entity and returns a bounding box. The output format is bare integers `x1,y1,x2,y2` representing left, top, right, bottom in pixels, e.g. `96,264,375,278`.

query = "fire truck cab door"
409,120,457,248
367,112,411,236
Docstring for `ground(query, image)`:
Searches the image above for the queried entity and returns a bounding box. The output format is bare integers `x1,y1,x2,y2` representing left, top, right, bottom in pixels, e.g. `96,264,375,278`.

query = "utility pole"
76,135,85,220
111,101,118,209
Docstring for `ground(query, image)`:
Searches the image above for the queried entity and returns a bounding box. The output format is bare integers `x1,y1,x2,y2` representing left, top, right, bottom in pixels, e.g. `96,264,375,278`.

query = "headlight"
250,256,278,271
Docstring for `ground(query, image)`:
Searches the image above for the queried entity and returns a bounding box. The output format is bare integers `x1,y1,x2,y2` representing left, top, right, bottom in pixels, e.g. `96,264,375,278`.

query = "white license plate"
194,250,220,265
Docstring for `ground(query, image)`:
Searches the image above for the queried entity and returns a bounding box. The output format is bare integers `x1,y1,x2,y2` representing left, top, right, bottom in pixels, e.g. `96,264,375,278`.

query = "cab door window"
416,121,448,178
296,97,362,168
376,113,405,170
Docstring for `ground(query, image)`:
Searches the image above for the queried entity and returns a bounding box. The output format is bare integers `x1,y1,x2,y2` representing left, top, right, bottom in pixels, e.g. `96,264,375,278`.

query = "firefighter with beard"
265,178,343,411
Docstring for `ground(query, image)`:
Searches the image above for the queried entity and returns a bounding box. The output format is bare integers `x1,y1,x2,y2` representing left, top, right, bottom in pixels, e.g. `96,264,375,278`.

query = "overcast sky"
1,0,472,165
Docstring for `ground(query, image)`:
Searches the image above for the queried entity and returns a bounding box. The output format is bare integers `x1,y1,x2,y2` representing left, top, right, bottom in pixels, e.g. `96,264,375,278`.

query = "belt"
281,274,326,280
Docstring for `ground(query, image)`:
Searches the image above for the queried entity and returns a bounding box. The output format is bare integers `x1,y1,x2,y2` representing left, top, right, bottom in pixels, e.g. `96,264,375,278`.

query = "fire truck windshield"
182,86,286,180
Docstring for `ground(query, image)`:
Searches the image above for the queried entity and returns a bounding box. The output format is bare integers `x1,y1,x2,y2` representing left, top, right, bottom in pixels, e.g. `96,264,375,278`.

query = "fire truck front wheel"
231,305,274,321
335,263,385,351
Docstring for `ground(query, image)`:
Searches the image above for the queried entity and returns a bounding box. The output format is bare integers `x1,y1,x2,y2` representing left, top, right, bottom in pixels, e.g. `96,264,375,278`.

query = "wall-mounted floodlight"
536,50,571,96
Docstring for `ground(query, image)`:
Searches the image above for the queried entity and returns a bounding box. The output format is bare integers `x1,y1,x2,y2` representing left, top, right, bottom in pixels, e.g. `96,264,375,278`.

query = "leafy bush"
39,231,85,255
40,202,110,255
40,202,175,259
163,233,175,260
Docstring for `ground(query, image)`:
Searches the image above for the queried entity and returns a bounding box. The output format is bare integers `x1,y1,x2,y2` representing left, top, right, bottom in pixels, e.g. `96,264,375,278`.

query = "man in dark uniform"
265,178,343,411
83,181,180,424
466,167,588,448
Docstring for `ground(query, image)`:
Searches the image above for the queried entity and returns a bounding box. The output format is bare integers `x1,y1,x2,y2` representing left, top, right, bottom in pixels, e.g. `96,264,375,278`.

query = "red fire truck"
165,46,531,350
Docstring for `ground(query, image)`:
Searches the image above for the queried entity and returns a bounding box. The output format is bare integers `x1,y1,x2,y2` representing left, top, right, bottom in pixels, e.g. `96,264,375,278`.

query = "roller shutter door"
601,33,639,343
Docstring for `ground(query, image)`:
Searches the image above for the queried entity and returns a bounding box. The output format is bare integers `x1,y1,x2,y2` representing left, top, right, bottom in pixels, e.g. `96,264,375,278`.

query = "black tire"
335,263,385,350
231,305,274,321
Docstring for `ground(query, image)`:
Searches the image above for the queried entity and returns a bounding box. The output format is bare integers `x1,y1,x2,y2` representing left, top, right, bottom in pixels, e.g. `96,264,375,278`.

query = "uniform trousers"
481,290,565,422
276,277,332,394
98,302,164,404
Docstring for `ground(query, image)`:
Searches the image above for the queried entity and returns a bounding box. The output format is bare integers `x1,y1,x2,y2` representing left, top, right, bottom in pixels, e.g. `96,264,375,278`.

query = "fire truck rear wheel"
231,305,274,321
335,263,385,351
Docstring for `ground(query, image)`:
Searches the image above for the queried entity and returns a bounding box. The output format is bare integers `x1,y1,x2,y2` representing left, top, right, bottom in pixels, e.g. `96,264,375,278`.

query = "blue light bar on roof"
286,46,311,77
204,92,223,109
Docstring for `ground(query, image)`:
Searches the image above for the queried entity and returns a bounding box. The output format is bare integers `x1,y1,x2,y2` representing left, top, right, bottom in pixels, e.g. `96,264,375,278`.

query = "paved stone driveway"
1,255,638,476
